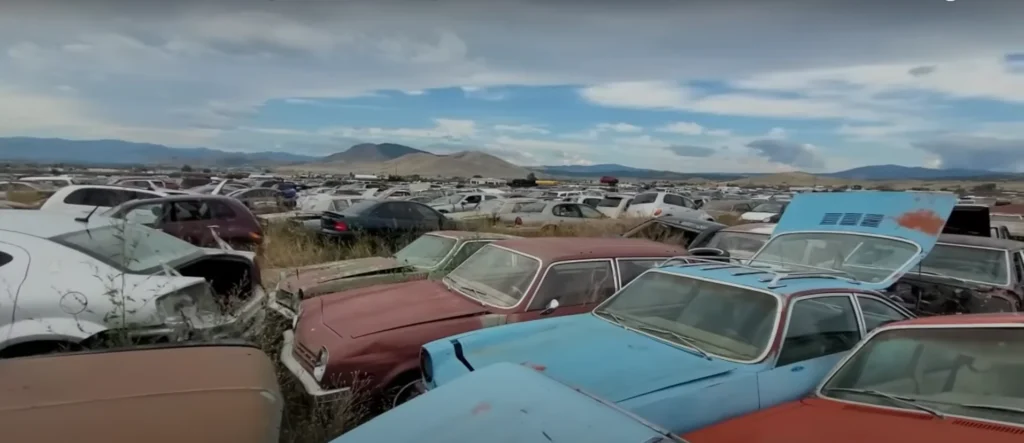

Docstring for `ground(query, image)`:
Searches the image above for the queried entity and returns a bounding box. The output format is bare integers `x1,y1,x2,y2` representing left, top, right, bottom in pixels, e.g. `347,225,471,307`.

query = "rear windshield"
632,193,658,205
598,197,623,207
50,223,203,273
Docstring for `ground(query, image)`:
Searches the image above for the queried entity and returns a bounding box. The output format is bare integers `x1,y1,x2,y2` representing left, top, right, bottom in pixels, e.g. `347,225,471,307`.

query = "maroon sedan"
103,195,264,249
280,237,688,406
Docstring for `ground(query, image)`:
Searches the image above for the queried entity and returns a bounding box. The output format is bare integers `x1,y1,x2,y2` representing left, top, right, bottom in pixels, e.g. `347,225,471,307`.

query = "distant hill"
294,150,533,178
321,143,428,163
0,137,317,166
535,163,1021,182
821,164,1016,180
532,163,750,181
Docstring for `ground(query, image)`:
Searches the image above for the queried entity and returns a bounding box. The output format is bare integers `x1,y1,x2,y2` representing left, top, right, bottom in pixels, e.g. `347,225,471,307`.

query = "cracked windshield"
2,1,1023,443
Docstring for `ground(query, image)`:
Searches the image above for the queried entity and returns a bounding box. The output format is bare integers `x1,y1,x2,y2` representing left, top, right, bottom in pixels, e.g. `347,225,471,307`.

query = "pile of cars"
3,186,1024,443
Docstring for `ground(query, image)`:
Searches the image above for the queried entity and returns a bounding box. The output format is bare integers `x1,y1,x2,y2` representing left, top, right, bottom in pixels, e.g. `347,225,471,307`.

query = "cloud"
746,138,825,169
666,145,716,157
493,124,549,134
322,118,477,141
658,121,705,135
913,135,1024,171
595,122,643,133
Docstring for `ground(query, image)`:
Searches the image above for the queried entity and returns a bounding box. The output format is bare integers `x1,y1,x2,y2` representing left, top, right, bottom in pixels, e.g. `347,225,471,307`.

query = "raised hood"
333,362,680,443
751,191,957,290
279,256,406,293
319,280,487,338
448,315,741,403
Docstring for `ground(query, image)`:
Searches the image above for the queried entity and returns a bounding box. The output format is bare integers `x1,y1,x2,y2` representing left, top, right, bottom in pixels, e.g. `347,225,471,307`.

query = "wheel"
390,379,425,409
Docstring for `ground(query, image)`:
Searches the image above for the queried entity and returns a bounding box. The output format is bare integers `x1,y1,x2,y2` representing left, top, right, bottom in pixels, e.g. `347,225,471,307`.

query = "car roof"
721,223,776,235
938,233,1024,250
0,211,118,238
492,237,688,262
430,231,521,241
657,261,867,296
884,312,1024,328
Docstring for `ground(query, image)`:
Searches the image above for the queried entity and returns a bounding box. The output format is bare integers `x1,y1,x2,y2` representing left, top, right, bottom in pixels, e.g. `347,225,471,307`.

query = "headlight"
313,347,329,382
761,217,774,223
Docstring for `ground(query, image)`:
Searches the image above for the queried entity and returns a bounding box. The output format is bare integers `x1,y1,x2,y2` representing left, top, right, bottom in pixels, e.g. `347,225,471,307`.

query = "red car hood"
686,398,1024,443
317,280,488,338
280,256,406,293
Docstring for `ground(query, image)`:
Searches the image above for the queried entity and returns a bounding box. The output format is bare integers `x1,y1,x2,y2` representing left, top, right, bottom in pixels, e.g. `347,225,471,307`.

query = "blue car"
418,191,957,435
330,362,686,443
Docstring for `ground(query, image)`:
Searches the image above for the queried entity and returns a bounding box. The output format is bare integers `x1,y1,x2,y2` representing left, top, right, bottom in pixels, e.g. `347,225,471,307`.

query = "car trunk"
175,254,260,309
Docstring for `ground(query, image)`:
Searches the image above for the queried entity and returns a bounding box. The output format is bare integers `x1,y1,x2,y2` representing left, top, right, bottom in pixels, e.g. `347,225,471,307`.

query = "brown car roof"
0,344,281,443
491,237,688,262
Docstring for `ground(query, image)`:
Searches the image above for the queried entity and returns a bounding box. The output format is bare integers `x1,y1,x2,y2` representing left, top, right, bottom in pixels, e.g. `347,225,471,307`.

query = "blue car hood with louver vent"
749,191,958,290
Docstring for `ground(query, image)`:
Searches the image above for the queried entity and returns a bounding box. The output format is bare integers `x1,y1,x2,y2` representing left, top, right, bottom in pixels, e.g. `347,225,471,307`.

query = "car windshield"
598,197,624,207
705,231,771,260
821,327,1024,426
913,244,1010,286
445,245,540,308
394,234,458,268
751,203,785,213
751,233,920,284
596,271,779,361
50,222,203,273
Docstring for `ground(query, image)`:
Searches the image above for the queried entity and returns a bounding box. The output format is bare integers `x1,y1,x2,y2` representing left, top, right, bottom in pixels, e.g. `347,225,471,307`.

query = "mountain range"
0,136,1016,181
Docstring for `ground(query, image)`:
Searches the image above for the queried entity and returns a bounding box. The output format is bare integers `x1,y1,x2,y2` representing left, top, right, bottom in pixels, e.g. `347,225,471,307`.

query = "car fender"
0,317,108,351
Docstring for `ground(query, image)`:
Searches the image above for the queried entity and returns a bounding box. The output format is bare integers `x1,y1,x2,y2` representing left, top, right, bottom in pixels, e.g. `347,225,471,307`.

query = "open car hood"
333,362,682,443
751,191,957,290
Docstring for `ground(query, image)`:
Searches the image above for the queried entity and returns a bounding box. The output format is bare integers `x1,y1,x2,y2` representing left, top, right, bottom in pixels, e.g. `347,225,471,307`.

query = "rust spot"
522,362,547,372
471,402,491,415
894,209,944,236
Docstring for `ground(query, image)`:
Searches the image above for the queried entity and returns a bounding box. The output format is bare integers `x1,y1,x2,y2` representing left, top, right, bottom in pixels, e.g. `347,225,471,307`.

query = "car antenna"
74,205,101,224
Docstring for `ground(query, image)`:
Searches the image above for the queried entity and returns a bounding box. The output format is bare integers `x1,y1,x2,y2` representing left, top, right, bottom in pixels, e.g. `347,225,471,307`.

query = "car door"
369,202,407,238
508,259,618,323
409,202,445,231
757,294,909,407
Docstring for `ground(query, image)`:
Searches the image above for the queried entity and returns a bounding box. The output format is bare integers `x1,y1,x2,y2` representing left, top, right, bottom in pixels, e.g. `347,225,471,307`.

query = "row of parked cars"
270,191,1024,443
3,190,1024,442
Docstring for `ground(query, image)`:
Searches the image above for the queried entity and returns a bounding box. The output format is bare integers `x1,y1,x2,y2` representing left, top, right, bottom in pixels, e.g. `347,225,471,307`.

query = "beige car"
0,343,283,443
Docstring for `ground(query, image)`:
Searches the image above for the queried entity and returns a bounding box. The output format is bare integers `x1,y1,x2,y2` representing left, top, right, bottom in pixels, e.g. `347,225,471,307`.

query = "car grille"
293,340,318,372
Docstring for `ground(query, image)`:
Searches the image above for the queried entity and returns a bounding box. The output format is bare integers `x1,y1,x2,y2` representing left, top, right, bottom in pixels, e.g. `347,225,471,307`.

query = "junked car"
621,215,774,261
418,191,956,434
268,231,520,320
684,313,1024,443
0,342,282,443
428,193,493,214
739,201,788,223
0,211,266,357
445,197,541,223
279,237,688,407
329,362,686,443
38,184,166,217
702,199,757,220
595,193,636,219
102,195,265,249
500,201,608,233
625,191,714,221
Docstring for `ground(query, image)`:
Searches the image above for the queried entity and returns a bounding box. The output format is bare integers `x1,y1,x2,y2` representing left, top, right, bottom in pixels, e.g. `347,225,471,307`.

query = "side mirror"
541,299,560,315
694,200,704,209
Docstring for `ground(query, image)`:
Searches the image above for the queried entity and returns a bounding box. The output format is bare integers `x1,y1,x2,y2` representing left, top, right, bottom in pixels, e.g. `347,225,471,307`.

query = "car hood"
319,280,488,338
684,398,1023,443
279,256,408,293
449,315,742,403
332,362,681,443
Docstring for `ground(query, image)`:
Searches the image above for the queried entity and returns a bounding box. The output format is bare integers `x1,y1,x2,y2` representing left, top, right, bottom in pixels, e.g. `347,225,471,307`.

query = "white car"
447,197,542,222
739,201,789,223
624,191,714,221
595,193,636,218
0,211,266,358
39,184,165,217
428,193,495,214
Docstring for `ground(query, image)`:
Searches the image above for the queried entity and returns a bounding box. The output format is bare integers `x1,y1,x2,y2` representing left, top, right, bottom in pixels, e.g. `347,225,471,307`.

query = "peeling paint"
522,362,547,372
471,402,491,415
894,209,945,236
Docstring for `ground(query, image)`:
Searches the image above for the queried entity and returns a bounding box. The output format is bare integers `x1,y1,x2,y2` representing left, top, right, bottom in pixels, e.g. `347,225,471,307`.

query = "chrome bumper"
279,330,351,400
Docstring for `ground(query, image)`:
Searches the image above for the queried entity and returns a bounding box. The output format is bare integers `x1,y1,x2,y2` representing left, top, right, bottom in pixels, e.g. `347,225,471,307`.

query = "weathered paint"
768,191,956,246
330,362,682,443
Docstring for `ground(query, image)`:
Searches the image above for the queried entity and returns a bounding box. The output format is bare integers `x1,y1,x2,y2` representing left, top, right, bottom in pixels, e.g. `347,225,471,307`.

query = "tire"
390,379,424,409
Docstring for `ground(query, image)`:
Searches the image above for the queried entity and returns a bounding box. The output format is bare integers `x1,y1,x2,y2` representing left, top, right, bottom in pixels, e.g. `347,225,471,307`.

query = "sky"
2,0,1023,173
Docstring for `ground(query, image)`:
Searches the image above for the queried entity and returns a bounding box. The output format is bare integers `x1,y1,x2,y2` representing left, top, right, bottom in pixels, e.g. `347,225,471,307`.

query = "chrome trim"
445,244,545,311
749,230,924,286
279,330,352,398
592,268,784,365
812,322,1024,429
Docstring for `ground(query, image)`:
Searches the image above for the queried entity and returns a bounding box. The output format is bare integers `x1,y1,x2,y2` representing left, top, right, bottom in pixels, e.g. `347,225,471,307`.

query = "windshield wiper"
632,324,712,360
823,388,945,418
595,309,626,325
957,403,1024,415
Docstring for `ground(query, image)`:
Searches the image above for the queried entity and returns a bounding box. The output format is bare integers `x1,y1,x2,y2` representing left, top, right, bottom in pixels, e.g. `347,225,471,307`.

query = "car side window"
618,259,667,285
410,203,441,222
209,201,237,219
464,195,482,204
663,194,686,207
124,201,164,225
1013,252,1024,284
632,193,657,205
170,201,212,222
529,261,616,309
483,195,497,201
578,205,605,219
63,188,123,206
777,296,860,367
552,204,582,218
856,296,909,332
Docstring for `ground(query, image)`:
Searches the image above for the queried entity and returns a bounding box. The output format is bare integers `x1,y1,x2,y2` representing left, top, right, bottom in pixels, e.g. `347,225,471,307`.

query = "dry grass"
256,215,739,442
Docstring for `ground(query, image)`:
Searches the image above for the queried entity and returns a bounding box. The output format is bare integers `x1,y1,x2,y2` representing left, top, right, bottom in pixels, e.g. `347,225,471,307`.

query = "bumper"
279,330,351,401
127,286,268,342
267,286,298,321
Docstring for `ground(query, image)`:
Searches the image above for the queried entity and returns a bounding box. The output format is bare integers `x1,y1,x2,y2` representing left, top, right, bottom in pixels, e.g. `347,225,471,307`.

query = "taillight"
249,231,262,241
333,221,348,231
514,217,522,226
653,208,663,216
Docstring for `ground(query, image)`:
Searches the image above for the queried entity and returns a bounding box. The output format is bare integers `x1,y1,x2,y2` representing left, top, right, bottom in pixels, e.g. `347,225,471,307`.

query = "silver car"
499,201,607,232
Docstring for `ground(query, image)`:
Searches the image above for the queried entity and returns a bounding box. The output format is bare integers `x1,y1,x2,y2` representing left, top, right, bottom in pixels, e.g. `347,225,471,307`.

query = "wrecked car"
280,237,688,407
268,231,520,319
103,195,265,249
419,191,955,435
330,362,685,443
0,342,283,443
622,215,774,260
0,211,265,357
684,313,1024,443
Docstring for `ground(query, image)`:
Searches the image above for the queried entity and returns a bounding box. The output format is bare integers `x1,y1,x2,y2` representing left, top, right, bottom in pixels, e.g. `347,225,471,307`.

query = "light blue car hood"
451,315,744,403
332,362,681,443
